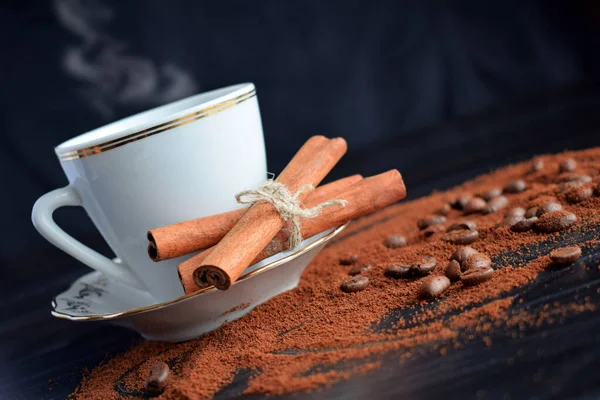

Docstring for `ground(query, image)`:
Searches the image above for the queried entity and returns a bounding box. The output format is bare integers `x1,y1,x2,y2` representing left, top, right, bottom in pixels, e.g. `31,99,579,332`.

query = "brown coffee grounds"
71,148,600,399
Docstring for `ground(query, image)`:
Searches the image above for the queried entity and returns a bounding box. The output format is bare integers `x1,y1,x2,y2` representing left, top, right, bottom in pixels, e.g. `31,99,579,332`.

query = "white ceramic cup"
32,83,267,302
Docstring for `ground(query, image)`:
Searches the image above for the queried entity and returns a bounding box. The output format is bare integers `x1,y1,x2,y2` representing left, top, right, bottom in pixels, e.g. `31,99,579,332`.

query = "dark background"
2,1,600,399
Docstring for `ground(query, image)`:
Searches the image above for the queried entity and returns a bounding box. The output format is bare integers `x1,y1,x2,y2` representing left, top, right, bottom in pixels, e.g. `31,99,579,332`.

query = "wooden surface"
2,84,600,399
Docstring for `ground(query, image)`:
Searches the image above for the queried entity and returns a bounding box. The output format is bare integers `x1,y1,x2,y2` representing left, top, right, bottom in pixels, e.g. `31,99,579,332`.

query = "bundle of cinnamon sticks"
148,136,406,294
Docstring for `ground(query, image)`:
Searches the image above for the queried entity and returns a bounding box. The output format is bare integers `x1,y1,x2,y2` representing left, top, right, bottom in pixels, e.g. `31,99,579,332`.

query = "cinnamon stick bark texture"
147,174,362,262
178,169,406,294
191,136,347,290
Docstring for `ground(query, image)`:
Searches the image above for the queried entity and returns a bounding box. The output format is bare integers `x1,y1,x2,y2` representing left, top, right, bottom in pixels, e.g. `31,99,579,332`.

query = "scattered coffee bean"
384,235,407,249
503,179,527,194
340,275,369,293
463,197,487,214
496,215,523,228
463,253,492,271
510,217,538,232
348,264,372,276
460,266,494,286
445,260,462,282
528,157,544,173
558,174,591,193
556,173,591,184
384,265,413,279
504,207,525,218
565,186,593,204
529,195,558,207
538,201,562,215
417,215,447,230
524,207,540,219
559,180,584,193
481,188,502,201
534,210,577,233
423,224,445,237
435,203,451,216
447,221,478,232
577,175,592,183
595,181,600,196
451,194,473,210
413,256,437,275
450,246,479,265
559,158,577,173
339,255,359,265
441,229,479,245
549,246,582,265
420,276,451,299
146,362,170,396
482,195,509,214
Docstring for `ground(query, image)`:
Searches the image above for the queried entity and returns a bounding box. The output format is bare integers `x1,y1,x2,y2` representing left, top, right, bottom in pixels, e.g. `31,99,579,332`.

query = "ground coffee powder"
70,148,600,399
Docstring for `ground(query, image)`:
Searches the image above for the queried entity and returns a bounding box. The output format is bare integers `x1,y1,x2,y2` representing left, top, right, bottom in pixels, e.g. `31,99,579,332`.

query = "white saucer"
51,223,347,342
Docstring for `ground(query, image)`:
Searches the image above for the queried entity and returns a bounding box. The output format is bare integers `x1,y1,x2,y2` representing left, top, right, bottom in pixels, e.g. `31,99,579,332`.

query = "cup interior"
55,83,255,154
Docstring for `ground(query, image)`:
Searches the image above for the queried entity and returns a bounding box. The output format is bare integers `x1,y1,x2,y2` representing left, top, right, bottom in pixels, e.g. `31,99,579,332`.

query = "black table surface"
3,82,600,400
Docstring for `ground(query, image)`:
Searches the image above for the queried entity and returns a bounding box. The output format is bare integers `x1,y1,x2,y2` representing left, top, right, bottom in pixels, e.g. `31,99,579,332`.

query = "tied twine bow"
236,180,347,250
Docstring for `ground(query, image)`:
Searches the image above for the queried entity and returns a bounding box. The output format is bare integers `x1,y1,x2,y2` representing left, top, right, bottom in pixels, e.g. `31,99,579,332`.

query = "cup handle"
32,186,145,290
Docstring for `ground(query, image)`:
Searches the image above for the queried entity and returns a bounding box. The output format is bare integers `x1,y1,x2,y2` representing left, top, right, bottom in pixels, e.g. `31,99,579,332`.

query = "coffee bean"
559,180,584,193
524,207,539,219
503,180,527,194
445,260,462,282
435,203,451,216
450,246,479,265
529,195,558,207
504,207,525,218
556,173,591,183
565,186,593,204
441,229,479,245
451,194,473,210
146,362,170,395
414,256,437,275
384,235,407,249
463,197,487,214
559,158,577,173
549,246,582,265
339,255,359,265
460,266,494,286
340,275,369,293
417,215,446,230
538,201,562,215
481,190,502,203
496,215,523,228
529,157,544,173
510,217,538,232
420,276,451,299
384,265,413,279
481,188,502,201
463,253,492,271
348,264,372,276
423,224,445,237
534,210,577,233
482,195,509,214
595,181,600,196
447,221,478,232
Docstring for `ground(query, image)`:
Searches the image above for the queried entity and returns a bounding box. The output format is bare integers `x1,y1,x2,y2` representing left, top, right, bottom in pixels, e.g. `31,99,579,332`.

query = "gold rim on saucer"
57,88,257,161
51,222,348,321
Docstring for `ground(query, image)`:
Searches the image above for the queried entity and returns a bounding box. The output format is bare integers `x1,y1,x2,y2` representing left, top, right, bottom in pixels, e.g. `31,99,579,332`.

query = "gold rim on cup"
57,88,257,161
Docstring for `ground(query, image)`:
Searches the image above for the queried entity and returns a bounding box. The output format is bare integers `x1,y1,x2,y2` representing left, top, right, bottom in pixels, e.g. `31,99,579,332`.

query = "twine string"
236,180,347,249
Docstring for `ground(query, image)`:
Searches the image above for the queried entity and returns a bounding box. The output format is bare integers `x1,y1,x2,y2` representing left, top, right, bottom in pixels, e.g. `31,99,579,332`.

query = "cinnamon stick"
147,174,362,261
179,169,406,293
189,136,347,290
